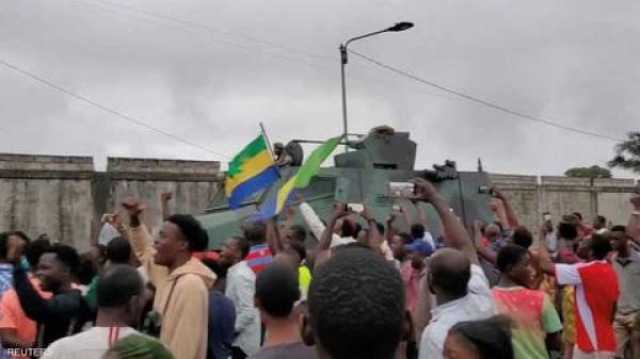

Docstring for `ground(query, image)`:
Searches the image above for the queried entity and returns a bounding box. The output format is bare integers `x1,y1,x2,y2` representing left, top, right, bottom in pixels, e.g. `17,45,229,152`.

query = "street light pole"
340,43,349,152
339,22,414,151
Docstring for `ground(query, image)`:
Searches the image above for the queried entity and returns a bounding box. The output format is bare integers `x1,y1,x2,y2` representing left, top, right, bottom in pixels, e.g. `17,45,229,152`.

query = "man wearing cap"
401,239,433,318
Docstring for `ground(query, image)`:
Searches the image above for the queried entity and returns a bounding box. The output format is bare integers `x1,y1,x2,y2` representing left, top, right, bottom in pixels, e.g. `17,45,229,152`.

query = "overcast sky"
1,0,638,177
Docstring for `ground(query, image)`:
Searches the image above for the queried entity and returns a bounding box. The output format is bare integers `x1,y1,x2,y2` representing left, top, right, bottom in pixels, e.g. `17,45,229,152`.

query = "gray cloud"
0,0,638,177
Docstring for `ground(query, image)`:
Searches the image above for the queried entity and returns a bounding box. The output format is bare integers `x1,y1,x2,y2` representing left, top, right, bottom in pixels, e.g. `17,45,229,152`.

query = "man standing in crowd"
609,225,640,358
123,199,216,359
273,244,312,300
0,232,30,299
9,240,88,347
220,236,260,359
492,245,562,359
539,234,619,359
443,316,514,359
242,222,273,274
415,178,496,359
250,263,313,359
303,245,408,359
593,216,608,235
84,237,135,314
42,265,149,358
0,233,15,298
200,258,236,359
401,239,431,318
410,223,435,251
0,237,51,359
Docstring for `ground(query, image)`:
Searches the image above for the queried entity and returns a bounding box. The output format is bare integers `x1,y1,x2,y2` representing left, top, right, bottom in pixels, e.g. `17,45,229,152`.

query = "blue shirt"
0,263,13,298
208,290,237,359
0,263,12,359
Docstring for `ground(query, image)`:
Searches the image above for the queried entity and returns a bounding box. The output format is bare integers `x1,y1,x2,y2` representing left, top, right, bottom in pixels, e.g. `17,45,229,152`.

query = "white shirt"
299,202,356,248
418,264,496,359
299,202,391,258
225,261,260,356
42,326,140,359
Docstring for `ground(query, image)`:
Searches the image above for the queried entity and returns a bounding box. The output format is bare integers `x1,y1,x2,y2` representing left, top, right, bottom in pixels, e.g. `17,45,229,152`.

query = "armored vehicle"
198,126,494,249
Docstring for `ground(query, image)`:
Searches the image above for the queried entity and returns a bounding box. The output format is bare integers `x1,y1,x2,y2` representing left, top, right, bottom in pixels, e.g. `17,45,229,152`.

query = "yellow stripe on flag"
225,150,274,194
275,176,296,213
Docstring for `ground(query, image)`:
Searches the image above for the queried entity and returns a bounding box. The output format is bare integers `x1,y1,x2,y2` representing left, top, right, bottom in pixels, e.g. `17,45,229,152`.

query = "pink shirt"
400,261,425,314
0,276,52,359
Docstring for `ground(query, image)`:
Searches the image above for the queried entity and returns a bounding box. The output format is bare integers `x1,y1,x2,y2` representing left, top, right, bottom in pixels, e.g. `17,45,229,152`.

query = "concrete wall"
106,158,222,233
0,152,636,252
490,174,638,231
0,154,222,252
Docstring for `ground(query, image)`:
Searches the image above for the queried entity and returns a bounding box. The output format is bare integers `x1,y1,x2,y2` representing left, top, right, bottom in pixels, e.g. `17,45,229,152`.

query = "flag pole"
259,122,276,162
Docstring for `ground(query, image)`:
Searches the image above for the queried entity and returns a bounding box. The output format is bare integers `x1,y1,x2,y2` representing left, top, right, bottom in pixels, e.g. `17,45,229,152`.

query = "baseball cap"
405,240,433,257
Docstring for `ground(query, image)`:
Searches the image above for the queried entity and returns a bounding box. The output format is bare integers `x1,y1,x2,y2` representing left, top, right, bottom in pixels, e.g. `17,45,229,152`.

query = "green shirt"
493,287,563,359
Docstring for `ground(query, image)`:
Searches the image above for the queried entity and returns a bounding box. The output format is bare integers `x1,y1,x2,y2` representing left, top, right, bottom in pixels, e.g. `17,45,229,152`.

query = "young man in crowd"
42,265,149,358
410,223,435,251
476,222,504,286
0,237,51,359
492,245,562,359
200,259,236,359
556,218,580,263
397,200,435,249
123,199,216,359
0,232,30,298
9,240,89,348
593,215,608,235
85,237,136,314
539,233,619,359
401,239,431,318
242,222,274,274
273,243,312,300
415,178,496,359
250,263,313,359
303,245,408,359
219,236,260,359
0,233,14,299
443,316,514,359
609,224,640,358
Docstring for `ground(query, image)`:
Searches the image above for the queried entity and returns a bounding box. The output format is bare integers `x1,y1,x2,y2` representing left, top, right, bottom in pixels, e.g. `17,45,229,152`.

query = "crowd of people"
0,177,638,359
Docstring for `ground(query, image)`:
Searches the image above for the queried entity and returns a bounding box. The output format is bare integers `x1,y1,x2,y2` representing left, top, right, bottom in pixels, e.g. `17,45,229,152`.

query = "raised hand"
122,198,146,217
7,235,27,264
360,205,373,222
410,178,440,203
491,187,506,201
332,202,349,219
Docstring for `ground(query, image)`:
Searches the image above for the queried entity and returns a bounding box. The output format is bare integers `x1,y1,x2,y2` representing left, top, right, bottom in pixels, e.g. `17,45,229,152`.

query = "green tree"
565,165,612,178
608,131,640,174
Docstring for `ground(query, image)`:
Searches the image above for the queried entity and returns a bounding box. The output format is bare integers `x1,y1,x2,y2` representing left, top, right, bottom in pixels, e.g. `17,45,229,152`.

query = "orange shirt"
0,276,52,359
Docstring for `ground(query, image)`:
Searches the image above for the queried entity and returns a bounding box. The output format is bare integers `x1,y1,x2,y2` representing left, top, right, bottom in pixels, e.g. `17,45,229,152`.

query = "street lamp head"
386,22,414,32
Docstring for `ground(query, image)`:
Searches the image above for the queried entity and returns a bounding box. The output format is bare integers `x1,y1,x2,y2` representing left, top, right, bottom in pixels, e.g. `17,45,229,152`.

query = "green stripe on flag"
228,135,268,177
293,136,342,188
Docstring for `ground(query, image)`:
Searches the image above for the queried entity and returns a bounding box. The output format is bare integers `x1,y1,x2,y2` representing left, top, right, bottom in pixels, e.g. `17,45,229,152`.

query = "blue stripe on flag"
228,166,279,209
251,189,297,222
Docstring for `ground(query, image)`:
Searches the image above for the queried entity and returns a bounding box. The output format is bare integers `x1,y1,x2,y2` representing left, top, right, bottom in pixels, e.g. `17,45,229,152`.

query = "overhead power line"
0,58,232,159
77,0,333,64
349,49,624,143
70,0,464,103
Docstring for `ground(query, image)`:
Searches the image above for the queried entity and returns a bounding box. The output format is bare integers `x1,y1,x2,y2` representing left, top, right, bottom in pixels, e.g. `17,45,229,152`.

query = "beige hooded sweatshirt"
129,224,216,359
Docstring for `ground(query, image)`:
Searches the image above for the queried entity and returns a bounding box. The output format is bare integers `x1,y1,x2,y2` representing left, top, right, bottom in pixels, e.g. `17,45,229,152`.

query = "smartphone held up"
388,182,416,198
